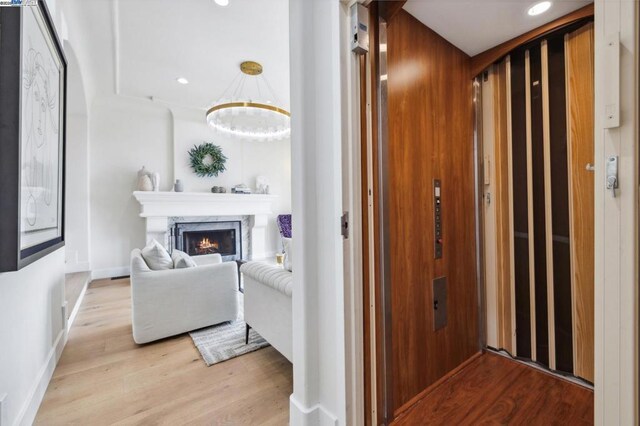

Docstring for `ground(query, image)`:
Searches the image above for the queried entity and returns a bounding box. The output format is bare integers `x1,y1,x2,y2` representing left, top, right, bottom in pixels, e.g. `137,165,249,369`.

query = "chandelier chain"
255,76,262,100
261,74,282,105
218,71,242,102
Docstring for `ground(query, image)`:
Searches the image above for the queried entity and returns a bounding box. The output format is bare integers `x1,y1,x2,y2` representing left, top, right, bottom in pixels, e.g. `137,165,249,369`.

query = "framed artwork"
0,0,67,272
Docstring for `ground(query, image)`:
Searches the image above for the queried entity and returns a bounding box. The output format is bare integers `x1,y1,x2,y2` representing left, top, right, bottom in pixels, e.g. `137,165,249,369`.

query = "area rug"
189,293,269,366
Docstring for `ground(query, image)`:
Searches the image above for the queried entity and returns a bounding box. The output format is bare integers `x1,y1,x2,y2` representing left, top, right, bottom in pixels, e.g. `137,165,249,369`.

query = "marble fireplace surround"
132,192,278,260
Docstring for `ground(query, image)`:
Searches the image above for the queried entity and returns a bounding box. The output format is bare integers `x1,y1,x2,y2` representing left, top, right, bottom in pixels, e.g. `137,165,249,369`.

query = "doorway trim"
593,0,639,423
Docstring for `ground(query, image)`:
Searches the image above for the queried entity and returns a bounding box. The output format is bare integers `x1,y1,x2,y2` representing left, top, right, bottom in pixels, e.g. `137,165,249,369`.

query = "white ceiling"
403,0,592,56
64,0,290,110
64,0,590,109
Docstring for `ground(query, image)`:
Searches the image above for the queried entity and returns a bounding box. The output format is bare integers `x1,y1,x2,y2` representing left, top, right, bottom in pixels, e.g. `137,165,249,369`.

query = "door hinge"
341,212,349,239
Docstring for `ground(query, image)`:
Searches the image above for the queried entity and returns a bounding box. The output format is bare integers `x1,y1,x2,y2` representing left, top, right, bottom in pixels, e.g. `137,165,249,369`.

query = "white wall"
289,0,347,424
65,113,91,272
64,42,91,274
89,98,292,277
0,2,72,426
89,96,173,277
0,250,66,426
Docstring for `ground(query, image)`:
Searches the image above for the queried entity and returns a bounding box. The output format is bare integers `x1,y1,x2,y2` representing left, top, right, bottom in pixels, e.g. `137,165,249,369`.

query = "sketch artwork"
20,7,63,249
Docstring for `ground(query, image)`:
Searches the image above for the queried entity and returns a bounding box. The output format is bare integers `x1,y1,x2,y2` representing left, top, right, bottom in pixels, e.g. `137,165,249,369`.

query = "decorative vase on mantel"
174,179,184,192
151,172,160,192
136,166,153,191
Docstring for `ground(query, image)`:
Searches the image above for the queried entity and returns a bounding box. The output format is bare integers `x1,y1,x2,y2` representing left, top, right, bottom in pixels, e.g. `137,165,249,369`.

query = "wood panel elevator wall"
481,21,594,383
386,11,479,416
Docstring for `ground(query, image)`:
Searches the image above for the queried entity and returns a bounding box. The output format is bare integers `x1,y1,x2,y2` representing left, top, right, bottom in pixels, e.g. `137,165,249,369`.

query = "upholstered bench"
240,262,292,362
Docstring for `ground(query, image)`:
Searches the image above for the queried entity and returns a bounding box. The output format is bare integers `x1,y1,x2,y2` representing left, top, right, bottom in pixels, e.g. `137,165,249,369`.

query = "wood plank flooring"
392,352,593,425
35,278,292,425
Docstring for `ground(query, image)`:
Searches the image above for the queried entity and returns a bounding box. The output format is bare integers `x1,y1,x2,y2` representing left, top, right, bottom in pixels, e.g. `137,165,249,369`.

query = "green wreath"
188,143,227,177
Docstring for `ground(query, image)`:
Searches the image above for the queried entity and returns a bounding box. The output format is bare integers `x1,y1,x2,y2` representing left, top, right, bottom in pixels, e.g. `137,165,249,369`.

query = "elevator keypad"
434,179,442,259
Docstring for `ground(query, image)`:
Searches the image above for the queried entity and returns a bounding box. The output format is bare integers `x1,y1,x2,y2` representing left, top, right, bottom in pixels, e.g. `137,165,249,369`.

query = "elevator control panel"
434,179,443,259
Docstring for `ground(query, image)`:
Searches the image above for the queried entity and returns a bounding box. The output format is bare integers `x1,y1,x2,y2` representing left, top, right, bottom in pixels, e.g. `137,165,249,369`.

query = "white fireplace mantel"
132,191,278,260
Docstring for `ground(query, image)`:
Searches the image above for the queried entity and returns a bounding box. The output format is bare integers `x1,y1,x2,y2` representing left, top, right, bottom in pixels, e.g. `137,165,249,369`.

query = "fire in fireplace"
173,221,242,261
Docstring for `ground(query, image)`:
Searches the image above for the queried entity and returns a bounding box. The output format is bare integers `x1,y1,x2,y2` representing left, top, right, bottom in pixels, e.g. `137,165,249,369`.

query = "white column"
145,216,168,247
289,0,346,425
594,0,639,424
250,214,269,260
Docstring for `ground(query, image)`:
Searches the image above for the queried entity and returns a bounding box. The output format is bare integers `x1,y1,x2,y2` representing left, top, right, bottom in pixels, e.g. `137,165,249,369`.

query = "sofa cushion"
141,239,173,270
240,262,293,297
131,249,151,273
172,250,197,269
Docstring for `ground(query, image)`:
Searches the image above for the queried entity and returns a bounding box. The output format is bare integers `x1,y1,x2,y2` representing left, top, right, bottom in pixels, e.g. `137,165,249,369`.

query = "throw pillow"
283,237,293,272
172,249,197,269
140,239,173,270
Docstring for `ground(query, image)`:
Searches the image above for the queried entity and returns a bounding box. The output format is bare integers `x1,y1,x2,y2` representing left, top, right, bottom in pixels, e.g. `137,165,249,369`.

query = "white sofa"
130,250,239,344
240,262,292,362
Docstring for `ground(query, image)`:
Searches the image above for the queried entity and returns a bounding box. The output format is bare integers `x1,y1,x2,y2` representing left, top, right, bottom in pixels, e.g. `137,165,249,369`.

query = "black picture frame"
0,0,67,272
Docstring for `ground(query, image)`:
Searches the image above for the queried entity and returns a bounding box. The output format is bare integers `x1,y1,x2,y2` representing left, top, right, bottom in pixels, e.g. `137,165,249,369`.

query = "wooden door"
566,23,595,382
482,62,514,354
482,21,595,382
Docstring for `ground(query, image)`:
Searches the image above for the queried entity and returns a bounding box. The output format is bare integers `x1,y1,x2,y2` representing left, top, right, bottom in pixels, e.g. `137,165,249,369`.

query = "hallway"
35,279,292,425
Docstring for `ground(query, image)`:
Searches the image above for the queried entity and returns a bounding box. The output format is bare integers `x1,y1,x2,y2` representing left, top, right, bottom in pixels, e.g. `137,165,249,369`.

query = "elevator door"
481,21,594,383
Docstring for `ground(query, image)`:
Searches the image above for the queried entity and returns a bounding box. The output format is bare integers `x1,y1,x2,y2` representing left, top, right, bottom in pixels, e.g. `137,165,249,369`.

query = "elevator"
360,2,597,424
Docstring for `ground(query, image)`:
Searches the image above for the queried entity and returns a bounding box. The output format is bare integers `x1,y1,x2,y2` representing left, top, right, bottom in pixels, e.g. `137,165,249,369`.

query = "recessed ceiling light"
176,77,189,85
528,1,552,16
214,0,229,6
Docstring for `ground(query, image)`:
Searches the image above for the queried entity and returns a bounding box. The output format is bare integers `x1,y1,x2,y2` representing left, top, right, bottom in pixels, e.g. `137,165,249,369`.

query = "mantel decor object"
231,184,252,194
255,175,270,194
0,0,67,271
189,142,227,177
151,172,160,192
211,186,227,193
136,166,154,191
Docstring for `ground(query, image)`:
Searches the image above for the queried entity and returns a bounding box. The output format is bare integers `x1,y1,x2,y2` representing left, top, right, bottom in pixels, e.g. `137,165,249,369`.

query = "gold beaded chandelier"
206,61,290,141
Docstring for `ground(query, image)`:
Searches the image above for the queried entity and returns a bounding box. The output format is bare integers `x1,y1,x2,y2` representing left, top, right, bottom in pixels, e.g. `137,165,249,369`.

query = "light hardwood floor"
35,278,293,425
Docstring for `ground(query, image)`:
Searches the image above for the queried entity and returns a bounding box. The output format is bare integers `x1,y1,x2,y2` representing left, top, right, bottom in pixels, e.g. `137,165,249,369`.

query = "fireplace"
173,221,242,261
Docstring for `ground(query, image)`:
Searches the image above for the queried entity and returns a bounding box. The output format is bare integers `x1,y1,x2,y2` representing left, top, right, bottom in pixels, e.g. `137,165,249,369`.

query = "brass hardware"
240,61,263,75
207,101,290,117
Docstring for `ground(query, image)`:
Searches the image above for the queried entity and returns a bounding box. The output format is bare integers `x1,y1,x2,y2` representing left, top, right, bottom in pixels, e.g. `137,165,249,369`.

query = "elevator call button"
434,179,443,259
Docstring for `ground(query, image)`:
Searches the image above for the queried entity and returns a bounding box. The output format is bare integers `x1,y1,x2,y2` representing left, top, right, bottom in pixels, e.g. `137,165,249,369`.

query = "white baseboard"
67,277,90,333
290,395,338,426
64,261,91,274
15,329,66,426
91,266,130,281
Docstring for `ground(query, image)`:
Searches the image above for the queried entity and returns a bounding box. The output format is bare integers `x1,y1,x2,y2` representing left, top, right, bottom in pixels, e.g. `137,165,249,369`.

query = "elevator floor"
393,352,593,425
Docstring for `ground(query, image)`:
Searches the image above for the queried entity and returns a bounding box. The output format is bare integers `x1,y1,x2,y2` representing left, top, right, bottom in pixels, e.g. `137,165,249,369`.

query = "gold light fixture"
206,61,290,140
